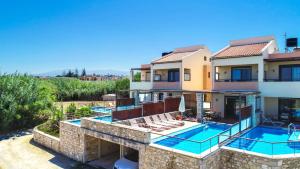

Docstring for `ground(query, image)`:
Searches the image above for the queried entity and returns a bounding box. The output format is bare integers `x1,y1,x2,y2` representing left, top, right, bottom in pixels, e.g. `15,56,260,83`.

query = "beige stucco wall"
141,70,151,81
217,64,258,80
264,97,279,120
212,94,225,118
264,60,300,80
182,48,212,91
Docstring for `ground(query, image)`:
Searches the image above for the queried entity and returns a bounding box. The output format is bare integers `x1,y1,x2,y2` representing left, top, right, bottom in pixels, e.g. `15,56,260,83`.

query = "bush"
66,103,77,113
75,106,92,118
0,74,55,132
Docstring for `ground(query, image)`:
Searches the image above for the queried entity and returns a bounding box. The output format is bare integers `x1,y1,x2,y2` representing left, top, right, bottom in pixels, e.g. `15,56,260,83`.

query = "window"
154,74,161,81
168,69,180,82
204,56,207,61
208,72,210,78
255,96,261,111
145,72,151,81
231,67,252,81
280,65,300,81
184,69,191,81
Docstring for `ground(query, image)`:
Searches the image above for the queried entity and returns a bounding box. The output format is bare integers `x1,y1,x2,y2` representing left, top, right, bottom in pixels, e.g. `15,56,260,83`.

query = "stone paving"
0,131,77,169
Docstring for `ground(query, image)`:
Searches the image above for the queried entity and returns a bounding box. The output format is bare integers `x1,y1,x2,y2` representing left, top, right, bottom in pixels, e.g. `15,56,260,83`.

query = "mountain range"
35,69,129,77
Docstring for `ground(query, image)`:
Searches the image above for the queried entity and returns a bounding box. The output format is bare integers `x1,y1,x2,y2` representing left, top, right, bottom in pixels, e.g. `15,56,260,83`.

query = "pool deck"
150,120,200,139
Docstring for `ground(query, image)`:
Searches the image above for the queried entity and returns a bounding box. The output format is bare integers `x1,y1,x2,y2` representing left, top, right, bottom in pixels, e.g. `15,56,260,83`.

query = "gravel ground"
0,131,79,169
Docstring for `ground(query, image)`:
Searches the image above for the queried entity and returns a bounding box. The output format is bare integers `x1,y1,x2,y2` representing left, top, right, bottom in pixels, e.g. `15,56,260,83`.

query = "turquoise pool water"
154,123,230,154
91,105,135,113
91,106,112,113
69,116,112,125
227,126,300,155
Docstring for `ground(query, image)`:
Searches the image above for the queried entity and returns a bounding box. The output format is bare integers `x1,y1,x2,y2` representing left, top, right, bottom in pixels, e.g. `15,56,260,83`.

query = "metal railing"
215,79,258,82
221,134,300,157
152,117,252,156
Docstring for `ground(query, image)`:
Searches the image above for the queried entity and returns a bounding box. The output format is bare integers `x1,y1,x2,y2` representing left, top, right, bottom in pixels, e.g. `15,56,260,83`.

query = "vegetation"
0,74,55,132
0,74,129,133
47,77,116,101
133,72,141,82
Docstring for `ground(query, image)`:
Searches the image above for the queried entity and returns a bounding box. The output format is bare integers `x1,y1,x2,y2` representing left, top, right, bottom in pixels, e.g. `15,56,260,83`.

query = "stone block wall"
220,148,300,169
59,121,85,162
33,127,60,152
81,118,151,144
140,145,201,169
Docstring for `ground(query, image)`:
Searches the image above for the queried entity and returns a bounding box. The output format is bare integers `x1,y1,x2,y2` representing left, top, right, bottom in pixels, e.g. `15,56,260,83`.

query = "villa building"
212,35,300,123
130,45,212,103
34,35,300,169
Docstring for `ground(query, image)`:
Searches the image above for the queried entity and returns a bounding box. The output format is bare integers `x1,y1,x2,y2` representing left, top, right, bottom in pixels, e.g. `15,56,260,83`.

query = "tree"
133,72,141,82
81,68,87,77
74,69,79,78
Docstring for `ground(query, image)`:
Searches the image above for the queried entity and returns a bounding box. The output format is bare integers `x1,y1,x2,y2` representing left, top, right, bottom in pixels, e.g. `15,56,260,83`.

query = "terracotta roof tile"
152,45,204,64
266,51,300,61
214,43,268,58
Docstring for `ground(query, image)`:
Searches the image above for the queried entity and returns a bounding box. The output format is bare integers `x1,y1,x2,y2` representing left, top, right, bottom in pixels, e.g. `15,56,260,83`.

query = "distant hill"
35,69,129,77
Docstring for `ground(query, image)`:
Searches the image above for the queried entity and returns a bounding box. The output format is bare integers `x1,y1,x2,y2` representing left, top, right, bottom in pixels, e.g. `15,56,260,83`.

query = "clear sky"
0,0,300,74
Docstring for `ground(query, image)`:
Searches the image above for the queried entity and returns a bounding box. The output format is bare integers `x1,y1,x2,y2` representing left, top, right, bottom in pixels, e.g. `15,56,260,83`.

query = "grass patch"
37,121,59,138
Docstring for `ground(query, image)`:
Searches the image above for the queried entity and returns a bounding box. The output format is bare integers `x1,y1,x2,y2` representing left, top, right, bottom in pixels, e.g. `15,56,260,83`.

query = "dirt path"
0,131,77,169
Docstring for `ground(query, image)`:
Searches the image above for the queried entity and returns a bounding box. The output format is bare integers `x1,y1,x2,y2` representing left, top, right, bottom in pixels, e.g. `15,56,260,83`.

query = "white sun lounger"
151,115,177,128
158,114,183,126
165,113,184,126
144,116,170,130
129,119,163,132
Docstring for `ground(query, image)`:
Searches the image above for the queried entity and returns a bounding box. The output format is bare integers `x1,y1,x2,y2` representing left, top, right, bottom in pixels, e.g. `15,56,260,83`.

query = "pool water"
227,126,300,155
91,106,112,113
69,116,112,125
154,123,230,154
91,105,135,113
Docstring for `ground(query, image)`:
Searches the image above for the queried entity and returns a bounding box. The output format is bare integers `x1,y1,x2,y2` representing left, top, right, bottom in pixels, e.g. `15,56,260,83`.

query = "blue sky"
0,0,300,74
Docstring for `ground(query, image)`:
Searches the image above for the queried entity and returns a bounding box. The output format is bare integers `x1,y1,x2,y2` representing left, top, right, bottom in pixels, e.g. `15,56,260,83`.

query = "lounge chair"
143,116,171,130
158,114,184,126
151,115,177,128
165,113,184,126
129,119,163,132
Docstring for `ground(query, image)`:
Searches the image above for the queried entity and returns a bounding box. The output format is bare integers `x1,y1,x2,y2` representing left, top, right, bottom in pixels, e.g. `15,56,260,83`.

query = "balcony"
214,79,258,91
261,79,300,98
130,80,152,90
152,81,181,90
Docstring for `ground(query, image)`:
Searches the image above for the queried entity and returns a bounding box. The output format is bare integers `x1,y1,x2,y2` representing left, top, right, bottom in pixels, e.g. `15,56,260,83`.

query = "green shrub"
66,103,77,113
75,106,92,117
0,74,55,132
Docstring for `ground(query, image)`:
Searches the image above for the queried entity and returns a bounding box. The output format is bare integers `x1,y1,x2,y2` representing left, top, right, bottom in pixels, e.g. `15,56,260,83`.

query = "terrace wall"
112,107,142,120
220,148,300,169
33,127,60,153
59,122,85,161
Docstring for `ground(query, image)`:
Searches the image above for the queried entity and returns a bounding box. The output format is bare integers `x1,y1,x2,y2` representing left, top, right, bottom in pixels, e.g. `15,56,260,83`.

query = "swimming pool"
154,123,231,154
69,116,112,125
91,106,112,113
91,105,136,113
227,126,300,155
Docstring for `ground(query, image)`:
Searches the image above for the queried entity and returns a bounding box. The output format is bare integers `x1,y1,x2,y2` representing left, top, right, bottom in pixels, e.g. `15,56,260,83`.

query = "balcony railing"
131,79,151,82
152,81,180,90
264,78,300,82
214,81,258,91
215,78,258,82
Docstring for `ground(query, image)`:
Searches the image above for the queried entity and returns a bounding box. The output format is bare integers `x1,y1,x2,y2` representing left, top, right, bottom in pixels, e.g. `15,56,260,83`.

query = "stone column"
163,92,168,100
247,95,257,127
196,92,204,121
153,92,158,103
134,90,139,106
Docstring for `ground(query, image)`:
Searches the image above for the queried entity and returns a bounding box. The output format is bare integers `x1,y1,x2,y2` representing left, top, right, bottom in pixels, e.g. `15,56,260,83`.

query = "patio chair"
164,113,184,126
262,113,273,124
158,114,184,126
143,116,171,130
151,115,177,128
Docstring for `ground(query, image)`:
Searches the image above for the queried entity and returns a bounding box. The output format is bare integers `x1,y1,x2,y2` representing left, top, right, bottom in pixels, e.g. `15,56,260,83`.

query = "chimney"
162,51,172,57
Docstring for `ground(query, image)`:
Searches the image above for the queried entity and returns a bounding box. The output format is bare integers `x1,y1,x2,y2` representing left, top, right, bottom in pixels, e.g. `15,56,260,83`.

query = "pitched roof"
152,45,204,64
265,51,300,62
214,36,274,59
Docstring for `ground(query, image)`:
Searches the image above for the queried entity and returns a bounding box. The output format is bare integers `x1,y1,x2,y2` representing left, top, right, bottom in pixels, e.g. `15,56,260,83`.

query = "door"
225,97,237,118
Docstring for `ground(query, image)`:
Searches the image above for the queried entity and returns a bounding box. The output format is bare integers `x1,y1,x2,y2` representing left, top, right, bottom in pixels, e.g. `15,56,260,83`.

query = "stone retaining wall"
140,145,201,169
33,127,60,152
59,121,85,162
220,148,300,169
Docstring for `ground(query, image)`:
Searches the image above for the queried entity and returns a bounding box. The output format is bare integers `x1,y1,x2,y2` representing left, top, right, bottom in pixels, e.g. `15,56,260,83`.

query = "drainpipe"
238,95,242,132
